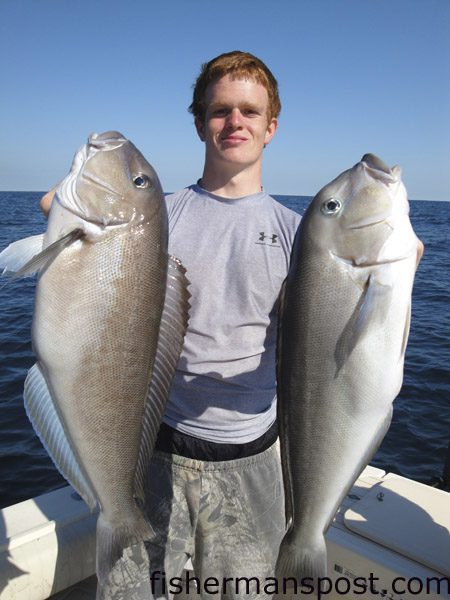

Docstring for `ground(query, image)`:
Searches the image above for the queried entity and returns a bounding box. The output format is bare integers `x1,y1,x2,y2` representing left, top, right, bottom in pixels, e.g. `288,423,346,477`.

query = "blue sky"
1,0,449,200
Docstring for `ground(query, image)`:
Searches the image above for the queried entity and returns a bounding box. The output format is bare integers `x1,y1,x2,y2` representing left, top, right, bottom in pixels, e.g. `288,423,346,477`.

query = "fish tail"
275,530,327,585
96,511,155,584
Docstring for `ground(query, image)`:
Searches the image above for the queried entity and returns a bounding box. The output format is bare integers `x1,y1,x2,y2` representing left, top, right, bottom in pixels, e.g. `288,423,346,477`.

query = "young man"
41,51,301,598
144,51,301,599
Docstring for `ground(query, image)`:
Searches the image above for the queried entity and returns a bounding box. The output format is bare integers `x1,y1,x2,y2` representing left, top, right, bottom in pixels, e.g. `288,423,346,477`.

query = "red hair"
189,50,281,122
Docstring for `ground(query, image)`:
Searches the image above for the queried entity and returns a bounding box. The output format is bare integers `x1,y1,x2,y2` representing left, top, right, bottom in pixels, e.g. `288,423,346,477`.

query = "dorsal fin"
134,256,190,504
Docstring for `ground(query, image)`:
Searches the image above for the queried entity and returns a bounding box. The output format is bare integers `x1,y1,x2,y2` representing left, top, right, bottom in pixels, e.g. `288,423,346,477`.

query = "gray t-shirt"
163,184,301,443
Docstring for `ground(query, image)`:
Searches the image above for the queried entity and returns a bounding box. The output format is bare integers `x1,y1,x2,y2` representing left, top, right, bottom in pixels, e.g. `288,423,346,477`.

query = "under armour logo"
259,232,278,244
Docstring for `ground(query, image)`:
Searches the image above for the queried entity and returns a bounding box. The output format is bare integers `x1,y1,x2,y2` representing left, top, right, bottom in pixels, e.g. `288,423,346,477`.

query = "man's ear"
264,118,277,146
195,116,205,142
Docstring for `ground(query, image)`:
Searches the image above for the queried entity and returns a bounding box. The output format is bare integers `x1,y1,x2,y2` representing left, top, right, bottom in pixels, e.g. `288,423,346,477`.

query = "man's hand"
40,187,57,217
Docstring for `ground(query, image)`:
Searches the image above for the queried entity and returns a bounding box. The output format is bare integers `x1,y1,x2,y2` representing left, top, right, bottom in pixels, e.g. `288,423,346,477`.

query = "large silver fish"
276,154,423,583
0,131,190,584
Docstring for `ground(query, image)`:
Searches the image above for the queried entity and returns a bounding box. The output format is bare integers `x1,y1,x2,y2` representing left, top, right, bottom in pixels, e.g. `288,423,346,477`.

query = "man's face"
195,75,277,171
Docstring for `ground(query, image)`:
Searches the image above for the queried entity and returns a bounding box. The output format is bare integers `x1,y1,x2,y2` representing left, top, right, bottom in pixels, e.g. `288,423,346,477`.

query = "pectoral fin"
0,229,84,278
335,273,392,374
0,234,45,276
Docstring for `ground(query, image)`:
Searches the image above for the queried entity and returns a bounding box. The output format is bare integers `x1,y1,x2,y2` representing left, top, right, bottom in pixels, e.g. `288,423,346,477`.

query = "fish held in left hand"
0,131,190,584
276,154,423,585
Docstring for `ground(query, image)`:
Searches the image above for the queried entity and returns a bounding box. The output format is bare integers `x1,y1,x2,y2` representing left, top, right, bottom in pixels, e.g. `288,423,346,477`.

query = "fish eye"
133,174,150,188
321,197,342,215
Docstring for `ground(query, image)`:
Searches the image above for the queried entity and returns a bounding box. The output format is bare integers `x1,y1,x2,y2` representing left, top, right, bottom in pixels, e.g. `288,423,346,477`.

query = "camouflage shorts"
98,441,286,599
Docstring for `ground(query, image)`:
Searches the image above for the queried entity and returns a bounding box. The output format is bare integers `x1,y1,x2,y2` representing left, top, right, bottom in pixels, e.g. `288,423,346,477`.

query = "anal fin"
24,363,98,510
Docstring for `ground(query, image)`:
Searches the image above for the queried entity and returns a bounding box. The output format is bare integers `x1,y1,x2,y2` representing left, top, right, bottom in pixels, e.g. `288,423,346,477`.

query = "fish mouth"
55,132,133,228
87,131,128,151
360,153,400,184
81,133,127,202
361,153,391,174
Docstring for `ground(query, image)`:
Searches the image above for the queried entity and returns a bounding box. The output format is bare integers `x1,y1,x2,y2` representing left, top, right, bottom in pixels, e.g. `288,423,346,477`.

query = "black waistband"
154,421,278,462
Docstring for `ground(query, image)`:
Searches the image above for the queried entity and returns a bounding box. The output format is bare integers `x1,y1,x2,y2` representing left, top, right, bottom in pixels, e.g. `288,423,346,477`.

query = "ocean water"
0,191,449,509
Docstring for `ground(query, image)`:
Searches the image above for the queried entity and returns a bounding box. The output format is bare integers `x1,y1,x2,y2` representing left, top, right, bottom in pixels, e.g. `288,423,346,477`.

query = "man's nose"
226,108,242,128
